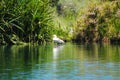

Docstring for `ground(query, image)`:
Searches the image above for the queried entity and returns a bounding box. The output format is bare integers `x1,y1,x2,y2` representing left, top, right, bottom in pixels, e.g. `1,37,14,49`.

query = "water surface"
0,43,120,80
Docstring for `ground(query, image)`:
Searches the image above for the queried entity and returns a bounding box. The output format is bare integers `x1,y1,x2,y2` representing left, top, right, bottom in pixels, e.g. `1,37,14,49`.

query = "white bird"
53,35,64,44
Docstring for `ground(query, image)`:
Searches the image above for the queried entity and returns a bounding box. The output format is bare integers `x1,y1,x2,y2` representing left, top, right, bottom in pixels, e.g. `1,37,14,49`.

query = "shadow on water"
0,43,120,80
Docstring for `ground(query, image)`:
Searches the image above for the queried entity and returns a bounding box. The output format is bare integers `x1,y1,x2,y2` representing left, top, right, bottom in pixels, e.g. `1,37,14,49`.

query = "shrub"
73,1,120,42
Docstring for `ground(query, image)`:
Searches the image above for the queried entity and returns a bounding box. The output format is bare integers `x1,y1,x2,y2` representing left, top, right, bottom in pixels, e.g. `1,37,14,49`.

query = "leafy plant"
0,0,54,44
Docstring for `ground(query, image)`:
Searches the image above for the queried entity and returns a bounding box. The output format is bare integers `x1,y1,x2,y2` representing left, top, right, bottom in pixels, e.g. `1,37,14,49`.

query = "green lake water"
0,43,120,80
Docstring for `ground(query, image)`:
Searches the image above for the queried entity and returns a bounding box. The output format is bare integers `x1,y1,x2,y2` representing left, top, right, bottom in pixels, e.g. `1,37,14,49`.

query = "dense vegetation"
53,0,91,40
0,0,54,44
73,0,120,43
0,0,120,45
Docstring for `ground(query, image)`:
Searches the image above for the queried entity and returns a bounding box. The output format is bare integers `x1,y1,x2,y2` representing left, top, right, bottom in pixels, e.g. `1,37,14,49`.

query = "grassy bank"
1,0,120,45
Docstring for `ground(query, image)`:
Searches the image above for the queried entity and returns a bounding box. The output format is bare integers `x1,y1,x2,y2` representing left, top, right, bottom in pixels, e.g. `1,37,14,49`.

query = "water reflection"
0,44,53,80
0,43,120,80
53,45,64,60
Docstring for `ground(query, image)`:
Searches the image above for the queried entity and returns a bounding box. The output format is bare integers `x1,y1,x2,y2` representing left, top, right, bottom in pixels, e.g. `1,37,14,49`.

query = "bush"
73,1,120,42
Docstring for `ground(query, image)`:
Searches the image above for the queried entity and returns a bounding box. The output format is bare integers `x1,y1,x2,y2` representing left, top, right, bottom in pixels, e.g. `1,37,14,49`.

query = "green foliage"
0,0,54,44
74,1,120,42
52,0,92,40
1,0,119,44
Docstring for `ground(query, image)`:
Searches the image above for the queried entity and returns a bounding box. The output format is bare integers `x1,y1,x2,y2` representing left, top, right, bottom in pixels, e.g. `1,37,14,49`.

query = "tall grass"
0,0,54,44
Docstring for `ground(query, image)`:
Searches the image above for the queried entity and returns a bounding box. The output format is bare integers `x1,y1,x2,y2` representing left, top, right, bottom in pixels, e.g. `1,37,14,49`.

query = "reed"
0,0,54,44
